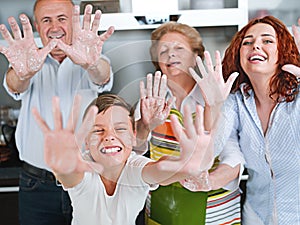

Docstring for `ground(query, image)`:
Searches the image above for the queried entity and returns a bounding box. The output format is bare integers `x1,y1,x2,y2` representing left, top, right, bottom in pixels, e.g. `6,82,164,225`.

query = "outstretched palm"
0,15,56,80
140,71,174,130
189,51,239,107
57,5,114,69
32,96,97,175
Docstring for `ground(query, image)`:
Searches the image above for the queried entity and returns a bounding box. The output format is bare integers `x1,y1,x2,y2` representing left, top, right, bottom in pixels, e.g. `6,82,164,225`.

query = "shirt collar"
166,83,205,108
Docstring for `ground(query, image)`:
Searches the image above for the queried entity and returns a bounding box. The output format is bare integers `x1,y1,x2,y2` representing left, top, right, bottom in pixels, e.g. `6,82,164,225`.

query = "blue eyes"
242,40,274,46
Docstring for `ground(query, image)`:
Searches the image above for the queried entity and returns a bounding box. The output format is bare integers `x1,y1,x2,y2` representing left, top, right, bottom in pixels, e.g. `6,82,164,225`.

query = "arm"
56,4,114,85
142,104,214,186
0,14,56,93
282,20,300,76
209,164,240,190
189,51,239,130
134,71,174,152
32,96,97,188
180,140,244,192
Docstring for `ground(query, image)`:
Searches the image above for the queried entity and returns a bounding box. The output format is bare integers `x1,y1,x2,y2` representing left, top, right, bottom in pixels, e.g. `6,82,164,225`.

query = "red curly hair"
222,15,300,102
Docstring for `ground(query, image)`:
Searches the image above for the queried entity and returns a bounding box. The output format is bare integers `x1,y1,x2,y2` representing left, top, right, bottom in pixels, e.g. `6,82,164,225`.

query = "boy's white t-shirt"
66,153,158,225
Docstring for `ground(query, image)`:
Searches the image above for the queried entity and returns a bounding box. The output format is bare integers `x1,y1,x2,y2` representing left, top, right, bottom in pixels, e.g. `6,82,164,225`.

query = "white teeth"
48,34,64,39
250,55,265,61
100,147,121,154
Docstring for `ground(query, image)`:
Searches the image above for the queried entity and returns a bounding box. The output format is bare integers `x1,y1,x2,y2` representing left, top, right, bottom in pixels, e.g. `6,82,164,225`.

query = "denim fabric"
19,169,72,225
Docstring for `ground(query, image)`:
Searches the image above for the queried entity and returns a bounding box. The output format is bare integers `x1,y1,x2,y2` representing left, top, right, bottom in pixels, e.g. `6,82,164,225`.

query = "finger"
166,96,176,109
282,64,300,77
225,72,239,95
292,24,300,52
72,5,81,32
195,56,207,78
183,105,196,138
19,14,34,40
76,106,97,148
56,39,72,56
83,4,92,31
204,51,214,73
189,67,202,84
91,10,101,33
99,26,115,42
158,74,168,98
8,17,22,41
52,96,63,130
40,39,58,58
66,95,82,131
170,114,185,143
139,80,146,99
146,73,153,97
32,107,51,133
153,71,161,97
214,50,222,79
194,105,205,135
162,96,174,117
0,24,14,44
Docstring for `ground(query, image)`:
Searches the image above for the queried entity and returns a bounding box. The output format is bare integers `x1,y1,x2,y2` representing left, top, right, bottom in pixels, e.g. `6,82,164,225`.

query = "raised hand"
282,19,300,77
189,51,239,107
139,71,174,131
292,18,300,52
0,15,57,80
32,95,97,176
157,105,214,178
56,4,114,70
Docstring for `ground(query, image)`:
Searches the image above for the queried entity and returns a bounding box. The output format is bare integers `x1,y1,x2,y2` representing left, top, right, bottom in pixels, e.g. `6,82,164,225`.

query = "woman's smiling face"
239,23,278,79
157,32,197,79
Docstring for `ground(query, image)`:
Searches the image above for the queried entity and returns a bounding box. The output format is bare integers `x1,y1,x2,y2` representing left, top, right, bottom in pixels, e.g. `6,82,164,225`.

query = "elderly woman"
135,21,244,225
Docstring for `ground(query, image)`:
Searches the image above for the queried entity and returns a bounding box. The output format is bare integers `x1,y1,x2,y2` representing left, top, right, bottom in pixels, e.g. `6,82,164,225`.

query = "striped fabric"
148,109,241,225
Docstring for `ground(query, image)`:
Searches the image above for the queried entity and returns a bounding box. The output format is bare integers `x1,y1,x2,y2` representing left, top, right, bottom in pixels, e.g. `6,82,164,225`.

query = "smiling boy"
32,93,213,225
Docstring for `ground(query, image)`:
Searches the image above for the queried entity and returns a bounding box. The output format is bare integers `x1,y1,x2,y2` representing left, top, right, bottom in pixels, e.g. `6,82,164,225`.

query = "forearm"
204,104,222,131
86,58,111,85
208,164,240,190
54,172,84,189
134,119,151,151
6,67,31,93
142,160,184,186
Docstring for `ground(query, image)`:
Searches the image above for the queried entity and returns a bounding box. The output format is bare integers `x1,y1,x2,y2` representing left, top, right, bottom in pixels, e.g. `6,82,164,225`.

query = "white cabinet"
97,0,248,31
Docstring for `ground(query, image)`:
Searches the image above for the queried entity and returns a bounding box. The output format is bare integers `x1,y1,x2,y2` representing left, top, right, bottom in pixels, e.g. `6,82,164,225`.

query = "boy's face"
86,106,136,168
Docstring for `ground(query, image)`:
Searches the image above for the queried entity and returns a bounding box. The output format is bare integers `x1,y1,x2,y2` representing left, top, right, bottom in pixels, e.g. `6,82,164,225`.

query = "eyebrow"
40,14,68,21
243,33,276,39
93,122,128,127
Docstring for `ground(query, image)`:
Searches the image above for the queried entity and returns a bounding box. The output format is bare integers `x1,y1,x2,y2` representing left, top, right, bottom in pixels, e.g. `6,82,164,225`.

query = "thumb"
282,64,300,77
40,39,58,57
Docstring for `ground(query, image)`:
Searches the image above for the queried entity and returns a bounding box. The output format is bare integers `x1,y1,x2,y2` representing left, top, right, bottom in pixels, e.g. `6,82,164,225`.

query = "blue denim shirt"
221,84,300,224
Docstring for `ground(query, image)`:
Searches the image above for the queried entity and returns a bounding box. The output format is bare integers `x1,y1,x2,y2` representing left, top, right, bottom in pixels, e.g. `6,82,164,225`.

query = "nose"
168,46,176,58
50,20,60,30
168,50,176,58
252,41,261,50
104,133,115,142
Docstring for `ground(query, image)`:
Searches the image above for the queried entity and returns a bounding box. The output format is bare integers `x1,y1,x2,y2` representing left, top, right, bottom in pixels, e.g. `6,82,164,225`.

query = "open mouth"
167,62,180,67
248,55,266,62
100,146,122,154
48,34,65,39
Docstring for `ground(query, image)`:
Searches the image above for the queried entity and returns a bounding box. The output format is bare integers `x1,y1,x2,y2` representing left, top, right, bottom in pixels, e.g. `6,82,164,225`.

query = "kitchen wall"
0,0,299,107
